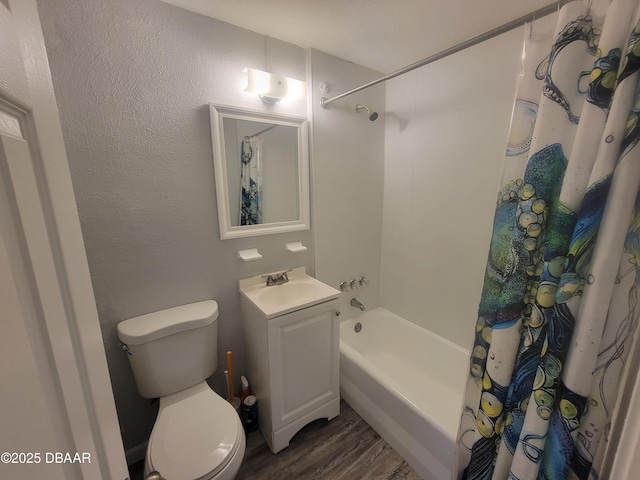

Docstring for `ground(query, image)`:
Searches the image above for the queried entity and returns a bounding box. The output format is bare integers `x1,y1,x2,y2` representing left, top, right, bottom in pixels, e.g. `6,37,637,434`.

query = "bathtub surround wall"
380,15,558,350
310,49,385,318
36,0,311,456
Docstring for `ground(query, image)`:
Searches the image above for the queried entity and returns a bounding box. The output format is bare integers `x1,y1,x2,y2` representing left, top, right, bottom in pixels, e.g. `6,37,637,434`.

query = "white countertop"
239,266,340,319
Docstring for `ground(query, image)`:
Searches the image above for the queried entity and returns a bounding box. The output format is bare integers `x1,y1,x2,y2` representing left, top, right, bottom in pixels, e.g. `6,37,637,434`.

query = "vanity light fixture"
244,67,305,104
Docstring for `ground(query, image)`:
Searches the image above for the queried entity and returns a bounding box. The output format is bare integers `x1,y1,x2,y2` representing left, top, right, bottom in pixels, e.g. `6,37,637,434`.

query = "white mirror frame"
209,104,310,240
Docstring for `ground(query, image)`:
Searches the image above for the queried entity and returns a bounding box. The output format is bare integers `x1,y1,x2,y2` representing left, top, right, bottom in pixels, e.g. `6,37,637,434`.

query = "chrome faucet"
350,298,366,311
261,269,292,286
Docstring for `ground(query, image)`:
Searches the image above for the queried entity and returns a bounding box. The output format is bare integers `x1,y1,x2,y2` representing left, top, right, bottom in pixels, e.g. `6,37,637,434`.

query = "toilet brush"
226,350,234,403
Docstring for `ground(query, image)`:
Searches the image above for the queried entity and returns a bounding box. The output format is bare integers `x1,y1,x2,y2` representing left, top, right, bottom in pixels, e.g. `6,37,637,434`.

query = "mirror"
209,104,310,239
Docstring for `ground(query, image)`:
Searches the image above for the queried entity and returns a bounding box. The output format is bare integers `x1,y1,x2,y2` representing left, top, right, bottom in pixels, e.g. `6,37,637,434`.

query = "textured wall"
37,0,311,454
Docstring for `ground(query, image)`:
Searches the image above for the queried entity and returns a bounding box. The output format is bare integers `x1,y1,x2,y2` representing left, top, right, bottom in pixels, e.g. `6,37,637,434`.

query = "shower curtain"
240,136,262,225
457,1,640,479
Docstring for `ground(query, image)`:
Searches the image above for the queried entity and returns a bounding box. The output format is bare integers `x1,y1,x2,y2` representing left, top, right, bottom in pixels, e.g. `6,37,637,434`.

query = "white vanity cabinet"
239,267,341,453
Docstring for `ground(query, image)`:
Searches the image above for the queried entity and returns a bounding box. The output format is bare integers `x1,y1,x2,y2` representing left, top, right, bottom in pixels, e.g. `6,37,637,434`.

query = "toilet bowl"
117,300,245,480
145,383,245,480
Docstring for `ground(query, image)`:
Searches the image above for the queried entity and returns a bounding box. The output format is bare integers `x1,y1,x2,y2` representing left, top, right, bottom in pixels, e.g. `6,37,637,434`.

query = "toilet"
117,300,245,480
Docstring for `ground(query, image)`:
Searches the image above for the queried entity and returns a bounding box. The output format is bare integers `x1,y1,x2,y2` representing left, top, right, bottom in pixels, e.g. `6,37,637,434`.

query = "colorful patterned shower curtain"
240,136,262,225
457,1,640,479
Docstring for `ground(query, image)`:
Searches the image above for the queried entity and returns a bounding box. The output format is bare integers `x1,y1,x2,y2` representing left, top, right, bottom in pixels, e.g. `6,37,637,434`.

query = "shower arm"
320,1,563,108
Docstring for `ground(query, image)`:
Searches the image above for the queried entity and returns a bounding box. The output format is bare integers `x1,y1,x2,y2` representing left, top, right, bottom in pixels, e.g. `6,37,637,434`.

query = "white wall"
37,0,311,455
381,24,546,350
310,49,385,319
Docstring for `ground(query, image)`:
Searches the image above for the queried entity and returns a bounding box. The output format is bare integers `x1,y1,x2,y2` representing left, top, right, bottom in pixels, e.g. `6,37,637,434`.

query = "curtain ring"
558,0,566,14
529,11,536,39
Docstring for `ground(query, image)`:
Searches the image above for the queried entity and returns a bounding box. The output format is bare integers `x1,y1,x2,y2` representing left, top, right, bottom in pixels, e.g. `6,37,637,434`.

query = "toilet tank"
117,300,219,398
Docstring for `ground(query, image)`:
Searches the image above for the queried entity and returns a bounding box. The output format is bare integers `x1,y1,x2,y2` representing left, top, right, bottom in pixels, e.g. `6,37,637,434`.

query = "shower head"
355,104,379,121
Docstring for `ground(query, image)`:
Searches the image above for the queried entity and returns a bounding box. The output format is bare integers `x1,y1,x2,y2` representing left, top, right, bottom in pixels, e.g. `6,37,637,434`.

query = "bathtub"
339,307,469,480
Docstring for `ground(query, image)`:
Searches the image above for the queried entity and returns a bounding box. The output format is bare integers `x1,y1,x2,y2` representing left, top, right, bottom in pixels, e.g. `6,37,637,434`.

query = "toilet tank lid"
117,300,218,345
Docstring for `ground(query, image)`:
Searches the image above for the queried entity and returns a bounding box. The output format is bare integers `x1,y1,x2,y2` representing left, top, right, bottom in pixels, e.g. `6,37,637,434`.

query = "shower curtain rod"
244,124,278,140
320,1,563,108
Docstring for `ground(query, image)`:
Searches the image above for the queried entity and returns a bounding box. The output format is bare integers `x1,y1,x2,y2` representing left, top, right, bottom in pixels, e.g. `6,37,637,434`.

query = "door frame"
5,1,128,478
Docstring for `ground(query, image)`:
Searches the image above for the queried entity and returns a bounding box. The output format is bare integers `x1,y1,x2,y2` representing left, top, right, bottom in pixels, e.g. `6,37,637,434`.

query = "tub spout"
350,298,366,311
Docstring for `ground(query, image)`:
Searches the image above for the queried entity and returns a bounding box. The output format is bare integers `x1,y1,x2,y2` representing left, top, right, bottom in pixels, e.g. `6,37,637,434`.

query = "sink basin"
239,267,340,318
257,281,320,306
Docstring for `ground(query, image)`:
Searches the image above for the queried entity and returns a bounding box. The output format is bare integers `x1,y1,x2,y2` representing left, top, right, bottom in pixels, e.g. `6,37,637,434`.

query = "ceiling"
162,0,555,74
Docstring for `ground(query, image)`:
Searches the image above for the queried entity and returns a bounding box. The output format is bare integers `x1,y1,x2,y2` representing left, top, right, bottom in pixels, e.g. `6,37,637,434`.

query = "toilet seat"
146,383,244,480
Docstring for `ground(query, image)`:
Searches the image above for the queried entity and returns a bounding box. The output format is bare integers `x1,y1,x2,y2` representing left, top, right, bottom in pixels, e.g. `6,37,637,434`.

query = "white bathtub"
340,307,469,480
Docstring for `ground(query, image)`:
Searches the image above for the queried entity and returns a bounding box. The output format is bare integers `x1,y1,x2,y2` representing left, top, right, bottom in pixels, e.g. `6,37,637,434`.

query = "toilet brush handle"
227,350,234,403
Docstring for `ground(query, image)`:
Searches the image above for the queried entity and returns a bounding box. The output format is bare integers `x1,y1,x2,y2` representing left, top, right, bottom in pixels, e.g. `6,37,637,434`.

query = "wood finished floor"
235,400,421,480
129,400,421,480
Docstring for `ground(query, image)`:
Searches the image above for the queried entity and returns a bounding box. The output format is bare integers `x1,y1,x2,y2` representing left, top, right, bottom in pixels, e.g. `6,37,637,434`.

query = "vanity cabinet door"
267,299,339,431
